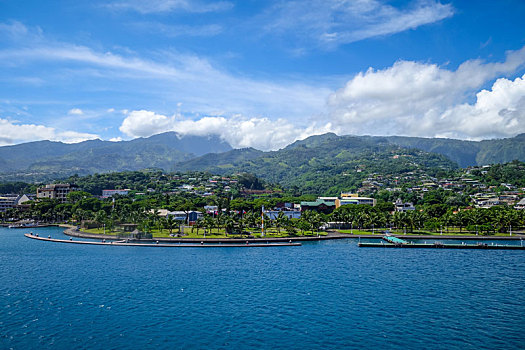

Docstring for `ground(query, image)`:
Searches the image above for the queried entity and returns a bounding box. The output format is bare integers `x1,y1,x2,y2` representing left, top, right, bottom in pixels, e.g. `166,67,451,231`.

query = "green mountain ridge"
175,134,458,195
1,132,524,184
383,133,525,167
0,132,231,180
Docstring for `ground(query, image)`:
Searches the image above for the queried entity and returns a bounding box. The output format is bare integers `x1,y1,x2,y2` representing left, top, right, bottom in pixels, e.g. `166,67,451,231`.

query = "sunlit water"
1,226,524,349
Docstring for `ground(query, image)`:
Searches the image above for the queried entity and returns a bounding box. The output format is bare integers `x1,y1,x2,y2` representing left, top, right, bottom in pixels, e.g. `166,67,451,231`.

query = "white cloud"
106,0,233,14
119,110,173,138
260,0,453,48
68,108,83,115
440,74,525,139
327,46,525,139
119,110,332,150
0,22,330,120
0,118,99,146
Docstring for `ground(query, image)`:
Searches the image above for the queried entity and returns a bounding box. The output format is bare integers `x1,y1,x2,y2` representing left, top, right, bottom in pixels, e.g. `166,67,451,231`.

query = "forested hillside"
384,133,525,167
0,132,231,181
176,134,457,195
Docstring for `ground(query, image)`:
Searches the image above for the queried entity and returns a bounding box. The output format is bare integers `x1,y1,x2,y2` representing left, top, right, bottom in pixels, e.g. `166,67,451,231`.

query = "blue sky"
1,0,525,150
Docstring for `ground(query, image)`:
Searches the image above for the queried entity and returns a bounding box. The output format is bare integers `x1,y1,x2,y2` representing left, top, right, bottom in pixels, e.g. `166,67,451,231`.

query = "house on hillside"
394,198,415,212
514,198,525,210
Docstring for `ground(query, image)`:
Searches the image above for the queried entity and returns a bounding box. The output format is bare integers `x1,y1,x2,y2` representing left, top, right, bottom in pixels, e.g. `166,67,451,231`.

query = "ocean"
1,226,524,349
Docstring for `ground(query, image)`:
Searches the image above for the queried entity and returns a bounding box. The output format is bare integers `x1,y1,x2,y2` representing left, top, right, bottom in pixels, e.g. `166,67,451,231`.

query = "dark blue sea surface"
1,227,524,349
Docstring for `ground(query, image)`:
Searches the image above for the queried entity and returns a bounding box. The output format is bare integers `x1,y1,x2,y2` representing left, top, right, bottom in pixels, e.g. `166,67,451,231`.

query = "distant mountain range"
0,132,231,181
0,131,524,183
381,133,525,168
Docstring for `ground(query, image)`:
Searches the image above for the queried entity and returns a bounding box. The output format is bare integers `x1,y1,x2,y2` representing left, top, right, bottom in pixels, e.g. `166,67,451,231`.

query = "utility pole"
261,205,265,237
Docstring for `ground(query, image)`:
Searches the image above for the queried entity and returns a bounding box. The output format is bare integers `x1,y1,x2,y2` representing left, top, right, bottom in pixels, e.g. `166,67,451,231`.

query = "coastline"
60,225,351,242
60,225,525,242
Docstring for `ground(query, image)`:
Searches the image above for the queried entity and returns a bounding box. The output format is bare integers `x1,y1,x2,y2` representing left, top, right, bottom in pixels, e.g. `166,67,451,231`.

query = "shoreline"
59,225,525,242
61,225,352,242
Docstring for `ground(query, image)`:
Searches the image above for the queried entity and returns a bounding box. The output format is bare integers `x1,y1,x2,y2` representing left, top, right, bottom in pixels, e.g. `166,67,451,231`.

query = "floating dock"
24,233,301,247
359,241,525,250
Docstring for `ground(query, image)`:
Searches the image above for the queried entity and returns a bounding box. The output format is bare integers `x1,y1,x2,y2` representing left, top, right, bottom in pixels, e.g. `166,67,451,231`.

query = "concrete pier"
358,242,525,250
25,233,301,247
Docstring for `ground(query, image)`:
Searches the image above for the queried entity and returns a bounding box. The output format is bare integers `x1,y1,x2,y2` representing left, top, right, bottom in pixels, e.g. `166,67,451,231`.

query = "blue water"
1,227,524,349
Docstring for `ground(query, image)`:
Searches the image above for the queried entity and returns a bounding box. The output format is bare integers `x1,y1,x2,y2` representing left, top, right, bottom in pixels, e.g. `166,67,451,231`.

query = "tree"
223,215,236,235
193,218,203,235
67,191,92,203
275,211,289,234
203,215,215,236
94,210,107,229
164,215,177,235
302,210,323,234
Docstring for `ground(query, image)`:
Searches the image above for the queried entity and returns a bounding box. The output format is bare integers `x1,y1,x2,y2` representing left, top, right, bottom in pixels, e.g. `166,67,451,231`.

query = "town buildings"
301,193,376,214
0,194,31,212
36,184,78,203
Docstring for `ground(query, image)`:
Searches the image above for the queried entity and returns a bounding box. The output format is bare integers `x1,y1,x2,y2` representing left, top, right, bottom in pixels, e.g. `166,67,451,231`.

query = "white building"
0,194,31,212
394,198,415,212
102,189,130,198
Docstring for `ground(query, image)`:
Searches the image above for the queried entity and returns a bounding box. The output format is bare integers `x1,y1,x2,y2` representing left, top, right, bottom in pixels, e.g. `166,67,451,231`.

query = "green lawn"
80,227,327,239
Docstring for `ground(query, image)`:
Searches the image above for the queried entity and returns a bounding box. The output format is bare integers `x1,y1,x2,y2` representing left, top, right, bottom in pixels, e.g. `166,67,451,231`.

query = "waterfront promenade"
61,225,525,243
25,233,302,247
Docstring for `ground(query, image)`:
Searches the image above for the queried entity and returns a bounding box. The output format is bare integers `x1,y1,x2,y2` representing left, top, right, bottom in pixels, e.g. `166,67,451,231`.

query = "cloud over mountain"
119,110,333,150
327,46,525,139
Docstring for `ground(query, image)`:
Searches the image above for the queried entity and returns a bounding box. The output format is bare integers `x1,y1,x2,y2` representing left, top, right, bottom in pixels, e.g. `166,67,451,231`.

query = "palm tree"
441,211,456,233
223,215,236,235
164,215,177,235
275,211,289,234
94,210,107,229
411,211,426,232
203,215,215,236
193,218,203,235
302,210,323,234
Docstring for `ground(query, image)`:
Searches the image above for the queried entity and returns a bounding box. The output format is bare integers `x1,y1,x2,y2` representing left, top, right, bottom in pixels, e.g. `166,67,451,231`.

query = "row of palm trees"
3,199,524,236
132,210,326,236
331,205,525,234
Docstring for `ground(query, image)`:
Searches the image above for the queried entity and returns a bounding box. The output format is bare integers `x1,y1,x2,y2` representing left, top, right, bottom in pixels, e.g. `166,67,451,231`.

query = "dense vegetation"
1,160,524,237
0,132,230,182
1,132,524,182
176,133,458,195
385,133,525,167
2,191,524,237
468,160,525,187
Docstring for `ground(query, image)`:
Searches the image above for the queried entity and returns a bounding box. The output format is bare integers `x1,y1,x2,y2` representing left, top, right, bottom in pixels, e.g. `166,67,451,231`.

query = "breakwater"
359,242,525,250
25,233,301,247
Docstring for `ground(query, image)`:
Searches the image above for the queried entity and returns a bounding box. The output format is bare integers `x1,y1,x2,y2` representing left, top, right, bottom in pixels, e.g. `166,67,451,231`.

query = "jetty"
24,233,301,247
359,241,525,250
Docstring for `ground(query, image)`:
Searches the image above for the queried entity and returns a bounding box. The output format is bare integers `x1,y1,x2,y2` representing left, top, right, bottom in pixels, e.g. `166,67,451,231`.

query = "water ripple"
1,227,524,349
